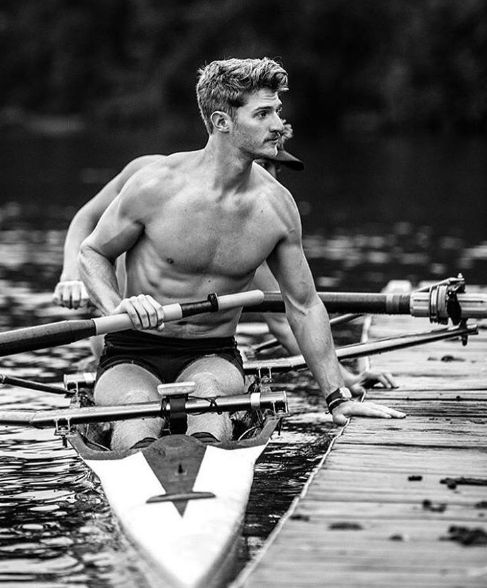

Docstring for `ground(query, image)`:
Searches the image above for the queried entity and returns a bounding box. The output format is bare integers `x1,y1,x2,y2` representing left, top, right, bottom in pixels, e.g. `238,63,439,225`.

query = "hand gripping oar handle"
92,290,265,335
0,290,264,357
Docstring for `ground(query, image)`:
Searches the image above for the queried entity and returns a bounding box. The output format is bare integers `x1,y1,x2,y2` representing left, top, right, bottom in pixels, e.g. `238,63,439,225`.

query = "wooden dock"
233,285,487,588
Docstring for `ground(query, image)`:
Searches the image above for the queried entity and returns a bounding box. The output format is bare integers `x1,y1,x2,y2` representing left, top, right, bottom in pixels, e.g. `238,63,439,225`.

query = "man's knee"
94,363,161,405
190,371,224,397
179,361,244,397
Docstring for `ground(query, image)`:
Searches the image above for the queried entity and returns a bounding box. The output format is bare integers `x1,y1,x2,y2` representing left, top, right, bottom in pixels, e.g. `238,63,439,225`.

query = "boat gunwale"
67,413,282,461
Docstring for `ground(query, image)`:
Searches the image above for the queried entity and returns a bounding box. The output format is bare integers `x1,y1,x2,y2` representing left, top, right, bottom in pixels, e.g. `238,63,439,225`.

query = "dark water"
0,131,485,586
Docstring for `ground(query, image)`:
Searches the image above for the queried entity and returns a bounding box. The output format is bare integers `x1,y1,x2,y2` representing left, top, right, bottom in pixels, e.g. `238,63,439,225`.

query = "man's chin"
260,144,279,158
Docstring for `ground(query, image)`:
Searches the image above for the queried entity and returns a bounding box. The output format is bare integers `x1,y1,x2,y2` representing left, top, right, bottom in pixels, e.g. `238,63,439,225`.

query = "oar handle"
0,290,264,357
93,290,265,335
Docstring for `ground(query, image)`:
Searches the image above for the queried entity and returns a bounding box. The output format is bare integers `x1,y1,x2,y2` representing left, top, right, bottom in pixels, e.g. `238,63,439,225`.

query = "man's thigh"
95,362,162,406
177,355,245,397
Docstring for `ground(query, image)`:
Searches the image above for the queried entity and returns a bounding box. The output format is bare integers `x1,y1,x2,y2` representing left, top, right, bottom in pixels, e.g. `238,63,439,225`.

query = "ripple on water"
0,337,150,586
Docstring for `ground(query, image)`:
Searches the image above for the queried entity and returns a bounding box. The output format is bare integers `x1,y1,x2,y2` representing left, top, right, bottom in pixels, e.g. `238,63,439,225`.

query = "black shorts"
97,330,244,383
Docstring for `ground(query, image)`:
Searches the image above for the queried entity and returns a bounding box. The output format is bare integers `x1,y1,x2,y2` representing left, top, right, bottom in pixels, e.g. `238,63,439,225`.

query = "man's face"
231,88,284,160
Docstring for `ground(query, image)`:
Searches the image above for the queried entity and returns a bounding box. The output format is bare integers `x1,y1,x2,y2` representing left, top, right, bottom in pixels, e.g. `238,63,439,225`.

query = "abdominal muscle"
123,240,257,339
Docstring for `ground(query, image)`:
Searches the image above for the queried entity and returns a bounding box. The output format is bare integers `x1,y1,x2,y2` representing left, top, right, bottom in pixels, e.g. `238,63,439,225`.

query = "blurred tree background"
1,0,486,140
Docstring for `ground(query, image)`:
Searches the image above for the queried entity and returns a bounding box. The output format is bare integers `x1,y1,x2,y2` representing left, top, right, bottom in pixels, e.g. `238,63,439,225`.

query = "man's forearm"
78,243,122,315
61,213,98,280
287,297,345,397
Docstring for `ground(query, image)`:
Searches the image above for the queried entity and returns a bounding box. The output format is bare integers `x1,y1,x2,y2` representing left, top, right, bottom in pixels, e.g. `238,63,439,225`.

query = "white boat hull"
72,430,274,588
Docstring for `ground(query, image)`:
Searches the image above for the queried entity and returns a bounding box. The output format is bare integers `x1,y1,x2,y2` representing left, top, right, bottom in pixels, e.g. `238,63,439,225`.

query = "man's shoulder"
254,166,295,207
122,151,198,178
121,151,199,201
122,154,165,176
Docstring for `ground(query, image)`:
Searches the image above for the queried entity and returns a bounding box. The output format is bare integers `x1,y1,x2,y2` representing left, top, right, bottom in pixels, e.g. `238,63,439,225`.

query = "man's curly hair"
196,57,288,135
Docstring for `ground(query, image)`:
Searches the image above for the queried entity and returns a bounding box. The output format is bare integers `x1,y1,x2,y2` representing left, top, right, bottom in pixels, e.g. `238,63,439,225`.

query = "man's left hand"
331,399,405,426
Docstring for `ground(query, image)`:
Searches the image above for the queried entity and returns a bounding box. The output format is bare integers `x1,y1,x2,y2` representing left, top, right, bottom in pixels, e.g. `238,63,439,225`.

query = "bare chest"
142,201,281,277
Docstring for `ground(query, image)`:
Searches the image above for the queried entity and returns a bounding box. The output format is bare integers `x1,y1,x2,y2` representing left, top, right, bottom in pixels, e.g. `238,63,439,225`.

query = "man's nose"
269,112,284,132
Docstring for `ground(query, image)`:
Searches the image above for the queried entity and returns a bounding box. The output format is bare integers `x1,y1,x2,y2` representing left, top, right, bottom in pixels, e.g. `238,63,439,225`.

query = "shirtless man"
53,126,395,394
78,58,404,450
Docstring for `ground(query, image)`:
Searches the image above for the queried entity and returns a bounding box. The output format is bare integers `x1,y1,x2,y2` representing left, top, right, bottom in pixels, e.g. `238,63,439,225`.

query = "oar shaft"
0,374,67,395
0,290,264,357
336,323,478,360
244,291,487,320
0,319,96,357
251,312,363,354
244,292,411,314
243,323,478,375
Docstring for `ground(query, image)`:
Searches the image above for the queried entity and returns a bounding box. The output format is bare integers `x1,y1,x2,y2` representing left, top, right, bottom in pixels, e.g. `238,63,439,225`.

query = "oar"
243,323,478,375
0,389,287,429
0,374,66,395
242,290,487,321
251,312,363,354
0,290,265,357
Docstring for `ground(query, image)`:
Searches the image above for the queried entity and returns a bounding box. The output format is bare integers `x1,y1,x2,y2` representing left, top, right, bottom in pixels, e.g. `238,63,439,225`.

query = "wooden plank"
355,399,487,416
239,522,487,586
305,469,487,505
326,445,487,475
248,519,487,553
237,284,487,588
364,361,487,378
240,574,487,588
367,389,487,401
293,500,487,522
342,417,487,448
367,375,487,392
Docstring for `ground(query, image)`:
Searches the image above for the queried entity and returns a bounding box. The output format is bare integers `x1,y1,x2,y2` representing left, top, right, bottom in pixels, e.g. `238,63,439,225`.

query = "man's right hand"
113,295,165,331
53,280,90,309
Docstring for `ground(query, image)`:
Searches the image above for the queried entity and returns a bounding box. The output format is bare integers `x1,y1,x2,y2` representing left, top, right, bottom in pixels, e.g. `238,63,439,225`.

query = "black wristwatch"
326,387,352,412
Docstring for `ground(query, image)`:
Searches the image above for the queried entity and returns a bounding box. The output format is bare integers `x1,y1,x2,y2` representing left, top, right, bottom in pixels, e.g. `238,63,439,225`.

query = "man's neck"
201,136,253,193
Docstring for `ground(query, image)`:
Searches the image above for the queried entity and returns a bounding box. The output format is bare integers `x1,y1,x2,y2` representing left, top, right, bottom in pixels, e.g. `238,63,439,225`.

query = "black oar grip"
0,319,95,357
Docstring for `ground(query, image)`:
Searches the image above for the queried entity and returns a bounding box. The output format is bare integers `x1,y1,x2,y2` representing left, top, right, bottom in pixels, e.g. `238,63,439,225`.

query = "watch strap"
326,388,351,412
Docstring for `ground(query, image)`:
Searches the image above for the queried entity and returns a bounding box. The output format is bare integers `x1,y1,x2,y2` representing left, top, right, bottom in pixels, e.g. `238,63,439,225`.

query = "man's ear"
210,111,231,133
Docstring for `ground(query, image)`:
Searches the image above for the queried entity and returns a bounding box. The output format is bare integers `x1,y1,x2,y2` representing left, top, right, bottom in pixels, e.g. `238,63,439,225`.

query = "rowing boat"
61,375,287,588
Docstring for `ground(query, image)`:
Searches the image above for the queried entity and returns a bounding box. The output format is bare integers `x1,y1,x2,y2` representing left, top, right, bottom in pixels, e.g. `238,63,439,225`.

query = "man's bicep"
82,194,143,261
267,237,316,309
